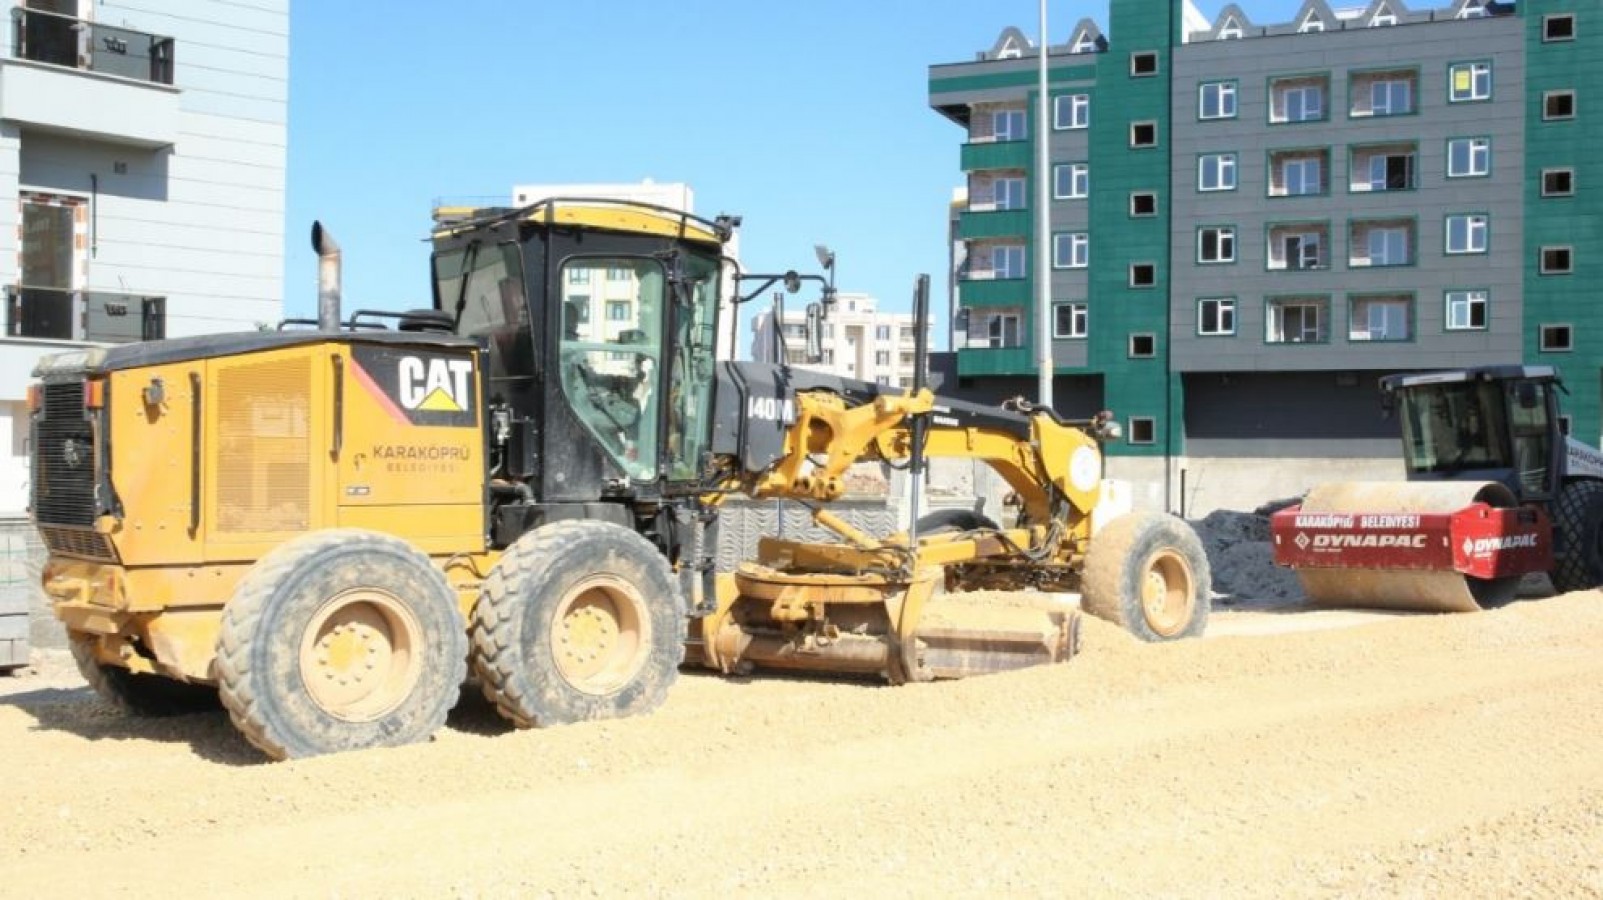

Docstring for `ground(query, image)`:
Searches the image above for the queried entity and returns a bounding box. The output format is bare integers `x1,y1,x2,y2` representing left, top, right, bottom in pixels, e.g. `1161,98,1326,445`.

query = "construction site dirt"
3,589,1602,897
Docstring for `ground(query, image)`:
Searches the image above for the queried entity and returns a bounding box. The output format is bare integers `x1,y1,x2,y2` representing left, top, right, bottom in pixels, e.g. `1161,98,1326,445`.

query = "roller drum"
1295,480,1521,614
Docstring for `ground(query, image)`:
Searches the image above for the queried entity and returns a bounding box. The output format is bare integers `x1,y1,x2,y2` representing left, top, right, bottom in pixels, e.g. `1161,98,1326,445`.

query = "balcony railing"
6,286,165,344
11,7,174,85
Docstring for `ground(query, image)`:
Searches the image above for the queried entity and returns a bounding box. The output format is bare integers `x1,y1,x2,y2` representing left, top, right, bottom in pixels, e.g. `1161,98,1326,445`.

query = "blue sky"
284,1,1314,349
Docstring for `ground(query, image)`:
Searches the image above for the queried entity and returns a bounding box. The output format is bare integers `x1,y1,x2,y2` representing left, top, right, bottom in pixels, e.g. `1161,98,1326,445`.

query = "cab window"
559,257,663,480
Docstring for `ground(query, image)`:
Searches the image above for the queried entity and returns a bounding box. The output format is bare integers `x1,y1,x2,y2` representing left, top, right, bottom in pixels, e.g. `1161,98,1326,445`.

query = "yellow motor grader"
32,201,1210,759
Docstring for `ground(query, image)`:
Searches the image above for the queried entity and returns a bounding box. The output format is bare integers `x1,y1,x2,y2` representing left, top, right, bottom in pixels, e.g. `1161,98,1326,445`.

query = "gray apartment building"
0,0,288,516
930,0,1600,514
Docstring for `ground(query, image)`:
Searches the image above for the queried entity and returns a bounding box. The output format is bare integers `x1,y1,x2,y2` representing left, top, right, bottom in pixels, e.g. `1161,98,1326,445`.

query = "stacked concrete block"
0,523,41,670
0,589,25,671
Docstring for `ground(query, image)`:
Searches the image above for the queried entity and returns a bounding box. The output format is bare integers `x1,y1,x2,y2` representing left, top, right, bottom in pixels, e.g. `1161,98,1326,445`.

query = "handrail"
10,7,175,86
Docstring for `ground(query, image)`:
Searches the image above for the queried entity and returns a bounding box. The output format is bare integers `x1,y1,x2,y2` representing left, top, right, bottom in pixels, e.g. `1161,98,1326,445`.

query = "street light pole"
1035,0,1054,409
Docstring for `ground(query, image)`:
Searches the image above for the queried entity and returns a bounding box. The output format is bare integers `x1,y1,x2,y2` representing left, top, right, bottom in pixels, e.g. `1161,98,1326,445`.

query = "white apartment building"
0,0,288,515
751,292,929,389
511,179,742,362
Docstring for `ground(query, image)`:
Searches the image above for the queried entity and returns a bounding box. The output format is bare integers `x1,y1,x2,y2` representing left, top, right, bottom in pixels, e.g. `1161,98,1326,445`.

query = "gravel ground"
3,590,1602,897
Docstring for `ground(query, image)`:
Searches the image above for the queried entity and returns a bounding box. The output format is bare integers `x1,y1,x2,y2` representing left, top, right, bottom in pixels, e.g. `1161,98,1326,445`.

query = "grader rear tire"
1550,480,1603,594
69,635,219,716
471,520,685,729
215,529,468,760
1082,511,1211,642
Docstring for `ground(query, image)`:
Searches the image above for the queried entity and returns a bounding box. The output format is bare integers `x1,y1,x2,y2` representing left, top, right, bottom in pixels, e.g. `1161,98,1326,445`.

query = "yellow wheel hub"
551,575,650,696
299,588,423,722
1140,550,1195,639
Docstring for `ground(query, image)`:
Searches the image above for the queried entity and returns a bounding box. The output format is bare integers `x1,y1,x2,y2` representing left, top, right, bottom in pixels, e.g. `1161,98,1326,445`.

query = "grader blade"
700,563,1079,684
1270,481,1551,613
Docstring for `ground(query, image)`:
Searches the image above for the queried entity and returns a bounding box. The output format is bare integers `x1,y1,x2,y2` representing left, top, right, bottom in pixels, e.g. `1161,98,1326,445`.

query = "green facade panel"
959,278,1030,308
958,208,1030,240
1084,0,1175,458
957,346,1034,376
961,140,1032,171
1523,0,1603,443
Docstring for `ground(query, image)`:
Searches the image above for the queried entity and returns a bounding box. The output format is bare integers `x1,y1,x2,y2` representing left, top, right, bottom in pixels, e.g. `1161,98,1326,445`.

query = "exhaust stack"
311,221,341,331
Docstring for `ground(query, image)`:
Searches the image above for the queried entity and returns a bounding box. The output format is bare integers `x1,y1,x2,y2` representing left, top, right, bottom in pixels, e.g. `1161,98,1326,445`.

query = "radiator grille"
39,526,118,562
31,381,97,527
215,357,311,533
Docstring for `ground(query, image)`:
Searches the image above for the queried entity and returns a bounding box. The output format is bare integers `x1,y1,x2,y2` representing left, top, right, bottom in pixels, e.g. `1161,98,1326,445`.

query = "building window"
1268,223,1329,271
1130,52,1158,77
606,300,630,321
1352,143,1417,192
1269,150,1328,196
1054,93,1090,129
1540,246,1573,275
1349,294,1412,342
1543,14,1576,42
1128,333,1156,358
568,268,591,284
1129,263,1156,288
1197,226,1236,264
1053,302,1088,339
1351,71,1416,117
1054,232,1089,269
1543,90,1576,121
1351,219,1414,267
1128,417,1156,445
1130,121,1157,148
1270,76,1327,123
1266,297,1328,344
1447,137,1490,177
1054,163,1089,200
992,176,1026,210
992,109,1026,141
1198,153,1237,191
1445,290,1488,331
987,312,1022,348
1445,214,1489,255
992,245,1026,279
1540,324,1573,352
1198,298,1236,336
1449,61,1491,102
875,350,890,365
875,325,891,341
607,267,631,282
1199,81,1237,119
1130,192,1158,217
1542,168,1575,197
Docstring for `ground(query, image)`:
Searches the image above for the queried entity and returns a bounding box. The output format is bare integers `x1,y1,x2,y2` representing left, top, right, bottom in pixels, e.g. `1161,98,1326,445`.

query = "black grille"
32,381,98,527
38,526,117,562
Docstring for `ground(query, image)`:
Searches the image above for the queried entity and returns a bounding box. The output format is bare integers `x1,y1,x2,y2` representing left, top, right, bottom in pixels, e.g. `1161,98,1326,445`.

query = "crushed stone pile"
1190,499,1307,610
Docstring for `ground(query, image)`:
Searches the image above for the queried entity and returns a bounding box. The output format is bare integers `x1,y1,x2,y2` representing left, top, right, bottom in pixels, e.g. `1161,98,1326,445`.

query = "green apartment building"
929,0,1600,513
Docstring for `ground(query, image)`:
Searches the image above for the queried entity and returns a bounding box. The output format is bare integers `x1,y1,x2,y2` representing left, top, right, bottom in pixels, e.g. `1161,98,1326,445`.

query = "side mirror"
804,303,824,364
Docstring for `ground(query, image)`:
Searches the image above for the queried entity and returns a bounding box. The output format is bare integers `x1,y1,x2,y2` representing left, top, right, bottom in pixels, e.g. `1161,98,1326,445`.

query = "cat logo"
398,356,474,413
349,345,478,428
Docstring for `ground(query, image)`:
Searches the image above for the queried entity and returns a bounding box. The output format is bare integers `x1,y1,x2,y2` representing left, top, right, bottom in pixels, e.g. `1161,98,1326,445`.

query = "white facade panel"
0,0,289,515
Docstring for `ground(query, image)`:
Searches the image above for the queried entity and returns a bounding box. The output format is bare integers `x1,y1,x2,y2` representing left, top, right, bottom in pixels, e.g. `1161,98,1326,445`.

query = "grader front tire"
1082,511,1211,642
471,520,685,729
215,529,468,761
69,635,219,716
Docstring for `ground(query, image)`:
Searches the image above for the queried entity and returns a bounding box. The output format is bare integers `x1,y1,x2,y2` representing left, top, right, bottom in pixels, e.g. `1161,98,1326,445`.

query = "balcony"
957,346,1033,377
961,140,1031,172
6,286,166,344
1,8,179,148
958,208,1029,240
957,277,1029,308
